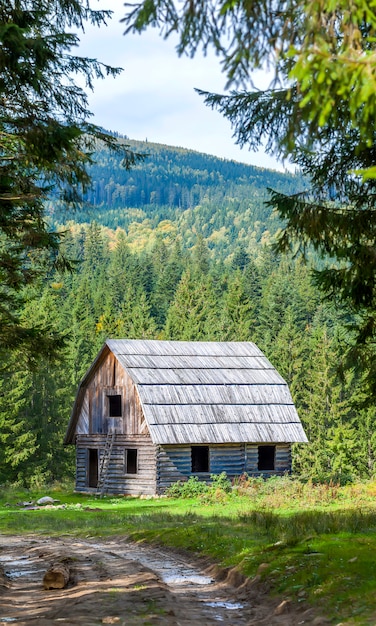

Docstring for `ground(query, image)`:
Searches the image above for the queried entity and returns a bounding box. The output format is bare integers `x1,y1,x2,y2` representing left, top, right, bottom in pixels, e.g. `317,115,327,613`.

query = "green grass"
1,478,376,624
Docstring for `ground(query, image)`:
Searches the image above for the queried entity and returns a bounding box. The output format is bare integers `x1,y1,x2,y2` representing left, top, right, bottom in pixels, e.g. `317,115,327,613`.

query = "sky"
77,1,285,171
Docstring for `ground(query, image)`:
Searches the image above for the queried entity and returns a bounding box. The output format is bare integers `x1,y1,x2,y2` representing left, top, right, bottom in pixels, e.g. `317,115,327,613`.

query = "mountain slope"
48,138,305,257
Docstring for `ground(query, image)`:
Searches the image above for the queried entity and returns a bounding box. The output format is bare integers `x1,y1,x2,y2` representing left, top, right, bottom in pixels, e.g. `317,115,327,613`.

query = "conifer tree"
232,245,250,272
292,326,354,479
165,269,221,340
241,258,262,318
0,0,141,356
268,307,307,388
107,232,137,315
0,283,75,484
192,234,210,275
118,286,158,339
64,273,103,383
221,270,255,341
152,242,185,327
83,222,108,273
0,358,38,483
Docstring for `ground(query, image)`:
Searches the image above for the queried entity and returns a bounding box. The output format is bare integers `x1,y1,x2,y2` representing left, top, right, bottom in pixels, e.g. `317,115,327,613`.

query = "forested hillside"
48,139,304,258
1,140,374,487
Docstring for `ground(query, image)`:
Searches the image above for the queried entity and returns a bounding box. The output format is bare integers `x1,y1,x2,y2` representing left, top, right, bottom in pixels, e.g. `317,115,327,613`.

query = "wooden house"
64,339,308,495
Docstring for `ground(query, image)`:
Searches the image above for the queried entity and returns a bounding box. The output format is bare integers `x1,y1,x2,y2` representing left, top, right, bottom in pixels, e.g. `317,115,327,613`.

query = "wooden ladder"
96,430,115,497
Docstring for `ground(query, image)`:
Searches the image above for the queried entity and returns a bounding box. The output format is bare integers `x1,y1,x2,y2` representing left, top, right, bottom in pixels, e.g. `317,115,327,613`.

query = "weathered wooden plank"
117,354,274,371
157,444,247,492
145,404,299,425
76,394,89,435
108,339,264,358
138,384,293,406
75,435,157,494
149,422,307,445
76,355,149,438
244,443,292,474
210,444,245,475
127,367,285,386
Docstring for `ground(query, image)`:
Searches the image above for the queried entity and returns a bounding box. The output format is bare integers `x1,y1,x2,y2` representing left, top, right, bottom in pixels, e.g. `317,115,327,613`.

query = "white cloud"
77,1,287,171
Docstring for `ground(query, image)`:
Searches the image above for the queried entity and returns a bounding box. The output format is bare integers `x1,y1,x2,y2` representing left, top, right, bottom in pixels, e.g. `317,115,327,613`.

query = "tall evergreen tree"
232,245,250,272
192,233,210,275
118,286,158,339
107,232,136,315
0,0,142,357
165,269,221,340
152,240,185,327
293,326,354,479
0,358,38,483
268,307,307,388
220,270,255,341
83,222,108,272
0,283,75,484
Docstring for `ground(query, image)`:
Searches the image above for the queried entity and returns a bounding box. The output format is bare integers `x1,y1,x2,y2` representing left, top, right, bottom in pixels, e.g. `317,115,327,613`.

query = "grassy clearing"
1,477,376,624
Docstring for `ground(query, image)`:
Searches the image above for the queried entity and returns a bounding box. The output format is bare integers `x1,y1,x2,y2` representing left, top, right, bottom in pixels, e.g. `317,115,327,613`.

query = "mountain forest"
1,138,374,487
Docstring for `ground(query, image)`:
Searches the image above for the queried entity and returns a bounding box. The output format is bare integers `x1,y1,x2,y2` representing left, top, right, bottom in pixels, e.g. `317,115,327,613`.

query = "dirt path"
0,535,328,625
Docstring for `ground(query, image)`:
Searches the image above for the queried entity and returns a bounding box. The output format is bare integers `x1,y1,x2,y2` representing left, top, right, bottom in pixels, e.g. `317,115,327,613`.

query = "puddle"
205,601,244,610
204,600,244,623
88,542,214,587
0,619,18,623
203,600,245,622
1,555,39,579
126,553,214,586
119,549,214,586
5,570,39,579
163,573,213,585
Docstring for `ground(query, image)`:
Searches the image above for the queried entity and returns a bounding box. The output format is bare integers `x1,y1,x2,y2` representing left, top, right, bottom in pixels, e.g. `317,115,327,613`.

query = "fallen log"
43,563,70,590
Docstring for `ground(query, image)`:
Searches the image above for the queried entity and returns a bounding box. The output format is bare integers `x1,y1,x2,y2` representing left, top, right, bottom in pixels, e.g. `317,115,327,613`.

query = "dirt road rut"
0,536,323,625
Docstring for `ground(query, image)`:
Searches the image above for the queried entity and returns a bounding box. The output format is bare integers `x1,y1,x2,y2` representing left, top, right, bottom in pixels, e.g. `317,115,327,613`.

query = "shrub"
210,472,232,493
166,476,209,498
166,472,232,500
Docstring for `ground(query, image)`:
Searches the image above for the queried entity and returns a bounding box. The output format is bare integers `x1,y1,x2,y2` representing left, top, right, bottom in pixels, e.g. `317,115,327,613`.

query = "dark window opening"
191,446,209,473
125,448,138,474
258,445,275,471
88,449,98,488
108,394,122,417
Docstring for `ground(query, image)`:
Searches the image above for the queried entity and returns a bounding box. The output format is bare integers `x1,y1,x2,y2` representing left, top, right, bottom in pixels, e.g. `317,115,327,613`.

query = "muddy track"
0,535,328,625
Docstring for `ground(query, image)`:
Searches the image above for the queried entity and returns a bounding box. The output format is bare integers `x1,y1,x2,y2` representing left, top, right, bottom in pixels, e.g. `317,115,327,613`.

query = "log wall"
245,443,292,475
156,444,246,493
75,434,157,496
75,439,292,496
156,443,291,493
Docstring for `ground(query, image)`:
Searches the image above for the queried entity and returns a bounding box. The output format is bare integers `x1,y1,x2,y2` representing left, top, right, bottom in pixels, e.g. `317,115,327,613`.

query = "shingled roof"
66,339,308,445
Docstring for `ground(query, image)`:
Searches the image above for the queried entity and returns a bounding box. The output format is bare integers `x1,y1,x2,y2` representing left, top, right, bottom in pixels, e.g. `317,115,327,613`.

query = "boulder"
37,496,59,506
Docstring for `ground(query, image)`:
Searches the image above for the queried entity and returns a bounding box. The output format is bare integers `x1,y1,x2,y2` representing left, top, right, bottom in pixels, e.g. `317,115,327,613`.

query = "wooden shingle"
66,339,307,445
